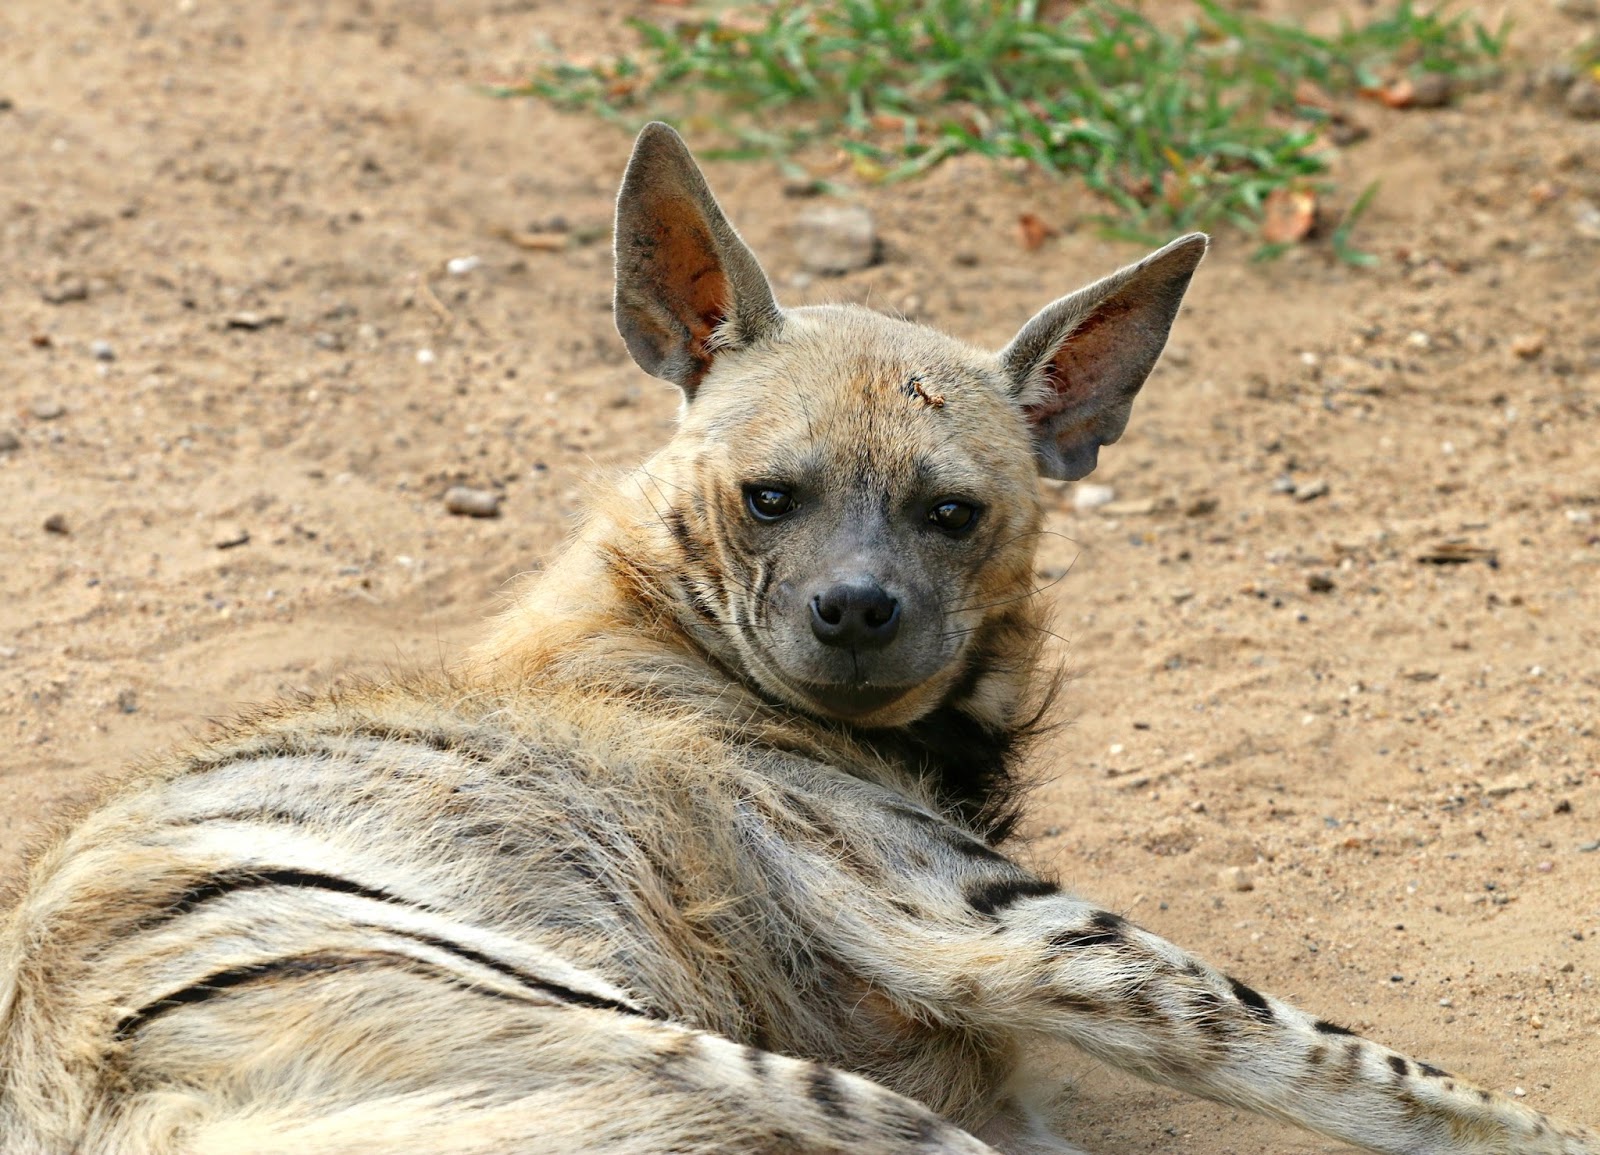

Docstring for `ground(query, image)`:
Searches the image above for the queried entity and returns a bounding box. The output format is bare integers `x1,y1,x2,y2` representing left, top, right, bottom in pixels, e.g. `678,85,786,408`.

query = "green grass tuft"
504,1,1507,256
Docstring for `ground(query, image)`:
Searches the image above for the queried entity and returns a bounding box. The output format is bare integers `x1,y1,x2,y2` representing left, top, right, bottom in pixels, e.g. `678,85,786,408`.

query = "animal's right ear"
613,122,783,399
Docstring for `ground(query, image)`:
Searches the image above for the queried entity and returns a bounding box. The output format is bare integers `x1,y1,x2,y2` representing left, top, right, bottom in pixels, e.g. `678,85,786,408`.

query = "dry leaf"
1017,212,1057,251
1160,170,1189,213
1293,78,1338,112
849,154,888,183
1261,187,1317,245
1374,77,1415,109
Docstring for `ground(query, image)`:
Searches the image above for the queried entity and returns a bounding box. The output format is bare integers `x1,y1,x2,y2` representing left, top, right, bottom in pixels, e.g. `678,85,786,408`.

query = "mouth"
796,680,916,721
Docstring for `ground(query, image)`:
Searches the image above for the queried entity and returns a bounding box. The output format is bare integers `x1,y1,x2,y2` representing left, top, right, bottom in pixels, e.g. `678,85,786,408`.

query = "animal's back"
0,672,1003,1153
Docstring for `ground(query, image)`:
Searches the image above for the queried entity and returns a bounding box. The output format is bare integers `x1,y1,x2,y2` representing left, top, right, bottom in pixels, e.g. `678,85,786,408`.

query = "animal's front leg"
946,885,1595,1155
781,791,1596,1155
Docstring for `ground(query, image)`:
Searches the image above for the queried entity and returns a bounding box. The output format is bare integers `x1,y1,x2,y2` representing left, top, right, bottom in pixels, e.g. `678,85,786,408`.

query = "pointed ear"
1000,233,1208,480
613,122,783,399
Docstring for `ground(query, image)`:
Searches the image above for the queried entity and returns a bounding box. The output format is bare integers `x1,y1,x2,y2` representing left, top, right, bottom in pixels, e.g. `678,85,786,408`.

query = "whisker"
946,554,1080,616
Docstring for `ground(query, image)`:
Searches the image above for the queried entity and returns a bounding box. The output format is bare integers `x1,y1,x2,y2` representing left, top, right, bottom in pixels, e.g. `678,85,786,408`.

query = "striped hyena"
0,124,1592,1155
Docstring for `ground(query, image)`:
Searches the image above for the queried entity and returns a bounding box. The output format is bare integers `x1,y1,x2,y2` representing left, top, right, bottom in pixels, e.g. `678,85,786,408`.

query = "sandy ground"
2,1,1598,1150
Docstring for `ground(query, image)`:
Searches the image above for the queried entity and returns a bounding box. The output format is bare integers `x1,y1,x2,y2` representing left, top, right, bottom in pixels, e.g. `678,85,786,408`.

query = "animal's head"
612,122,1204,731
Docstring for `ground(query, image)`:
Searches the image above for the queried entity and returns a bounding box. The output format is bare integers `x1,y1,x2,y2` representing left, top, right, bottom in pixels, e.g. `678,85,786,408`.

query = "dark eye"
928,499,979,534
745,485,796,522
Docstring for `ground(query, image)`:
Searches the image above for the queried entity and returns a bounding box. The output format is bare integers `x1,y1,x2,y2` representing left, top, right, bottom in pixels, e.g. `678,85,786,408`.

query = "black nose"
810,580,901,650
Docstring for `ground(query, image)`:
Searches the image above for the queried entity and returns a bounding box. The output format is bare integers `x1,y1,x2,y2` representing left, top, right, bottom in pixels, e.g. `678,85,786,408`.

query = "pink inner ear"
1021,296,1140,426
644,197,732,381
1022,361,1076,423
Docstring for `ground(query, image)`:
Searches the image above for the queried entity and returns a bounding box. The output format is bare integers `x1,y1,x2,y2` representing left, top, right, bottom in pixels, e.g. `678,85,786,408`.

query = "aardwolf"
0,123,1592,1155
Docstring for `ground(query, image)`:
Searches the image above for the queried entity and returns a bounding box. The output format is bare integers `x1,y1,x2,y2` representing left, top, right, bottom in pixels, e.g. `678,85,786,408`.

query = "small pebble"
1578,839,1600,853
1567,78,1600,121
1271,474,1297,495
224,310,284,330
416,348,437,365
444,486,501,518
40,276,88,304
1307,572,1336,593
115,689,139,714
1510,333,1545,360
32,400,66,421
43,513,69,535
90,339,115,361
1485,776,1528,798
446,255,482,276
1293,478,1329,502
1328,117,1370,146
1531,62,1578,103
1408,71,1453,109
790,203,879,275
1218,866,1254,892
1073,483,1116,512
0,430,20,453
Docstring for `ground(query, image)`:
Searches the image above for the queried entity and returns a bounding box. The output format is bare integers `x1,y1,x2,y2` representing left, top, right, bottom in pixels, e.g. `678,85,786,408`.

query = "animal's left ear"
1000,233,1207,480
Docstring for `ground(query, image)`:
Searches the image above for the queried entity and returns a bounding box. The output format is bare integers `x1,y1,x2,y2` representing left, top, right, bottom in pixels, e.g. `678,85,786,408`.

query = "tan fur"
1,125,1594,1155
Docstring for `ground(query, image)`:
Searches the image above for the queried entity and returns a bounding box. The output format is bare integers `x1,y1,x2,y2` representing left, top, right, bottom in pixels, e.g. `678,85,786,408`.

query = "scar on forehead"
905,374,945,409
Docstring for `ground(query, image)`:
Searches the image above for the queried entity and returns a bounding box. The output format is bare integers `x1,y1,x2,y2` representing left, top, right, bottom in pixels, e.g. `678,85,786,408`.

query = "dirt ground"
2,1,1597,1150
